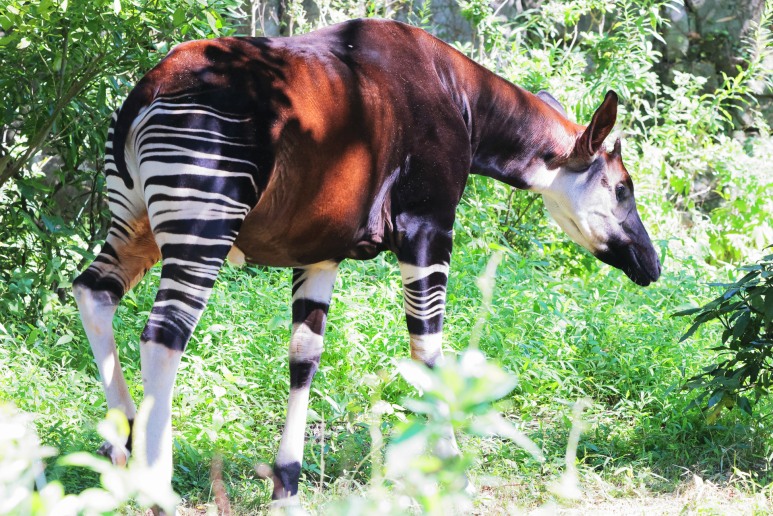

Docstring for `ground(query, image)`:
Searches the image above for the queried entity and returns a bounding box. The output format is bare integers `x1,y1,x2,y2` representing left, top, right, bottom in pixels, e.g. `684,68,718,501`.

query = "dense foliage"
676,250,773,421
0,0,241,318
1,0,773,513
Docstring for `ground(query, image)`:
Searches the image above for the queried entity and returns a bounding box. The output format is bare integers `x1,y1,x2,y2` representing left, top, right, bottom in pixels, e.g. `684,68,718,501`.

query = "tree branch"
58,24,69,99
0,52,106,191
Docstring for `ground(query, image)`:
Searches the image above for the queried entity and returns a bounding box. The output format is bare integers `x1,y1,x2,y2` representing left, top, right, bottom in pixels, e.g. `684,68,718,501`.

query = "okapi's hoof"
95,441,130,467
255,463,302,512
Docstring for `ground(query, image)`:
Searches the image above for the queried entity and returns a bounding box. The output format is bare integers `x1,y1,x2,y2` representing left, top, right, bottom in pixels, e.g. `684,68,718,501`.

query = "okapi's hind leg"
271,261,339,505
138,203,252,501
73,215,161,466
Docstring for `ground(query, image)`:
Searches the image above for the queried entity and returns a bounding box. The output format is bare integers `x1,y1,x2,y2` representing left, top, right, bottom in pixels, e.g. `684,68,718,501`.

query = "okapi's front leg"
396,222,453,369
399,259,449,369
397,225,474,493
399,256,463,459
272,261,339,504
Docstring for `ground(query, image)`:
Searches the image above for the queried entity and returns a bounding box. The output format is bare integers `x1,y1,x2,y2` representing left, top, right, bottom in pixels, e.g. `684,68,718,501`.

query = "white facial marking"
531,159,624,255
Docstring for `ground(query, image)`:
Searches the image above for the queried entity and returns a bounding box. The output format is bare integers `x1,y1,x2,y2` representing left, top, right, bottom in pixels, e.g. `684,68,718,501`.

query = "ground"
127,476,772,515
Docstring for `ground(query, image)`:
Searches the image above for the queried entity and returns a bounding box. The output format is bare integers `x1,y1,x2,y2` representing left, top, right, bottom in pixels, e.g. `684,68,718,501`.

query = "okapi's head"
533,90,661,286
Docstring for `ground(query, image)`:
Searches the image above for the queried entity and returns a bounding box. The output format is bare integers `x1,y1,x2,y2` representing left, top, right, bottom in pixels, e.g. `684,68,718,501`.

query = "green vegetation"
676,250,773,424
2,0,773,513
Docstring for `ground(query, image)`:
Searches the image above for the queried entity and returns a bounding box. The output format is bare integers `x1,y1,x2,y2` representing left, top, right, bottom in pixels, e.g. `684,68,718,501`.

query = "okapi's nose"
624,209,661,285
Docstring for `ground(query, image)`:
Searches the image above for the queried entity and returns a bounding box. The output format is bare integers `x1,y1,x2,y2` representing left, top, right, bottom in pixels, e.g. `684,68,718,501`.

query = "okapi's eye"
615,184,626,202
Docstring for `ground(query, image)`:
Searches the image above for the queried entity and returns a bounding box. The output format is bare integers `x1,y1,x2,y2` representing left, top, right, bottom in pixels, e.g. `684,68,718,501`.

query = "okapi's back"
108,19,476,267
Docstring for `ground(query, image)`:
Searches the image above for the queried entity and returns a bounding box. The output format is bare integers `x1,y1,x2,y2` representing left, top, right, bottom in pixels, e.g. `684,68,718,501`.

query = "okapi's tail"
107,77,158,191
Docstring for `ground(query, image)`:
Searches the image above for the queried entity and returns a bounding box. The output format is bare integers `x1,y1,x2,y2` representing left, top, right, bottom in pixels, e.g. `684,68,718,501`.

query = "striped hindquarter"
73,96,260,487
74,102,462,508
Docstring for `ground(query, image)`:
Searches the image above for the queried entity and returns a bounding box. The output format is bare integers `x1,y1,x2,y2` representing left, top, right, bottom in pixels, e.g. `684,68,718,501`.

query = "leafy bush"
675,250,773,422
324,349,546,515
0,403,177,515
0,0,242,319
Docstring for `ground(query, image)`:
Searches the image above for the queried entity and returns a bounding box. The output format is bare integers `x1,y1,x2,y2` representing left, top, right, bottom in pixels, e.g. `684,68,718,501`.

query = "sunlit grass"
3,224,772,513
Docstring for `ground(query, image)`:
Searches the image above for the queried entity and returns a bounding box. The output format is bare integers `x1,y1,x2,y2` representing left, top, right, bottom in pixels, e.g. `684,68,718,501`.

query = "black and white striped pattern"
129,97,259,351
399,261,449,367
74,95,261,488
75,109,151,300
75,98,460,506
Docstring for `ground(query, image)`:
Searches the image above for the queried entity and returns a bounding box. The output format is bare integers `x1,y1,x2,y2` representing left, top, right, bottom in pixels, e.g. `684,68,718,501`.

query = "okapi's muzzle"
596,209,662,287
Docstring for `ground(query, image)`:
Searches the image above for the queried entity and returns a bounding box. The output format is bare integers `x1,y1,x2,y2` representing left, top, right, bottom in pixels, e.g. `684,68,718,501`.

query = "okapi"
72,17,661,511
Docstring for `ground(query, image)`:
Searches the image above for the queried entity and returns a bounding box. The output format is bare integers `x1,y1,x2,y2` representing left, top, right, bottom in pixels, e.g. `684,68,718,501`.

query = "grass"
2,186,773,513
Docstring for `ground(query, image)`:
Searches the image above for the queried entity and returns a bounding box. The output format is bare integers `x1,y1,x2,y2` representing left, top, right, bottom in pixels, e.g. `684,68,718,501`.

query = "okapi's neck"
436,53,580,191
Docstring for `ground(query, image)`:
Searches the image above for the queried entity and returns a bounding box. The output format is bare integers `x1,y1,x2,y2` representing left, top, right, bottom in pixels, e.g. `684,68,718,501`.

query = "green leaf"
66,245,96,261
0,33,16,46
38,0,53,17
206,11,219,36
173,7,186,26
707,389,725,408
737,396,753,416
764,293,773,328
732,311,751,340
672,307,703,317
20,211,44,238
0,15,11,31
267,315,284,330
56,334,73,345
679,314,710,343
97,81,106,111
734,271,759,288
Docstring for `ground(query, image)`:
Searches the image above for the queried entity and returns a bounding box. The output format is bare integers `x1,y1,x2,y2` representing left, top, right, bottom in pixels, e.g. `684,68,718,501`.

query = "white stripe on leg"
273,261,338,501
276,387,312,467
288,322,324,363
276,323,324,467
74,287,136,419
139,341,183,485
291,261,338,302
399,262,450,283
409,332,444,366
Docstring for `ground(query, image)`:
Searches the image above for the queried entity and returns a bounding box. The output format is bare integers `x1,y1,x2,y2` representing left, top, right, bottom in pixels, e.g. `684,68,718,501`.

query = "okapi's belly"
231,211,385,267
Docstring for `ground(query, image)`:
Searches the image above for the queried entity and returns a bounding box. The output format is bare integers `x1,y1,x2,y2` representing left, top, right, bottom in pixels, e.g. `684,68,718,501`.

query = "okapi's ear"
575,90,618,158
536,90,568,119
